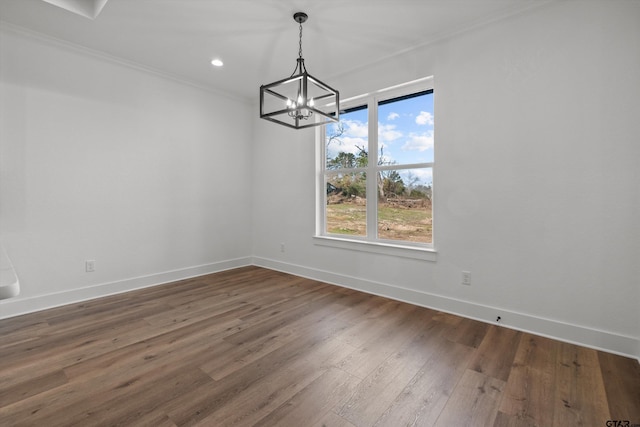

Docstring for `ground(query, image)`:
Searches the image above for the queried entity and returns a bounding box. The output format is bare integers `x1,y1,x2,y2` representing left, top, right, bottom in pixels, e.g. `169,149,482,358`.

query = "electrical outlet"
462,271,471,286
85,260,95,272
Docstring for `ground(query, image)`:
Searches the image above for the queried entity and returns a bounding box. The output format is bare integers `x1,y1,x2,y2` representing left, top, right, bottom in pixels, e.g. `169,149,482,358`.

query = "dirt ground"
326,200,432,243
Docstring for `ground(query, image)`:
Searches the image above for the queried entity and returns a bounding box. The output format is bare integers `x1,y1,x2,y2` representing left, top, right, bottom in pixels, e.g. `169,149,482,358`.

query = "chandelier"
260,12,340,129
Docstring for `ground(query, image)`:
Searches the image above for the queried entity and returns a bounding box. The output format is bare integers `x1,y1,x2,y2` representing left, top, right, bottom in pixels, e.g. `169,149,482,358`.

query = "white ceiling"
0,0,550,100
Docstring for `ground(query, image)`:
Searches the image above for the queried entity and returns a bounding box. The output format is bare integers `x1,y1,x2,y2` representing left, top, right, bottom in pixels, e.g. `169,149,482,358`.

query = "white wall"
252,1,640,359
0,27,253,316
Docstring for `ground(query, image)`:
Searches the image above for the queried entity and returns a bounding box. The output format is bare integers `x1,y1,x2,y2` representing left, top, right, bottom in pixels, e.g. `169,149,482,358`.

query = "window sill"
313,236,437,262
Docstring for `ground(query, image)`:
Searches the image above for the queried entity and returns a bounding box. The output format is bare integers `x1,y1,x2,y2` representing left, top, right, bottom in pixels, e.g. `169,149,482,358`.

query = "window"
316,78,435,257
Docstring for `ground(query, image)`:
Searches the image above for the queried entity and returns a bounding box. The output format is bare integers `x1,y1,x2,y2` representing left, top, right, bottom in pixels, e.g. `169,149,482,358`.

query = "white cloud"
402,131,434,152
344,120,368,138
381,130,402,142
387,112,399,120
378,123,402,143
416,111,434,126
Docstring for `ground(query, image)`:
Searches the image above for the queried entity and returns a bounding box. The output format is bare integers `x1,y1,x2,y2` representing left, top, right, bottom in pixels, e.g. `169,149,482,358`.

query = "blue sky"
326,92,434,186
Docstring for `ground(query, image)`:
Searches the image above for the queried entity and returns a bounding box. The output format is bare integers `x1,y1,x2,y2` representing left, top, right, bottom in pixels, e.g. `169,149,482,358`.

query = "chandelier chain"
298,21,303,59
291,20,306,76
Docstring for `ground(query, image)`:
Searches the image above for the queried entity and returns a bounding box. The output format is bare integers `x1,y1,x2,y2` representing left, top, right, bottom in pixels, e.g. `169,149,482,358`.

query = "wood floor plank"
202,290,360,381
0,301,164,362
493,410,535,427
334,300,414,349
446,316,490,349
223,288,340,346
372,338,476,427
553,343,611,427
0,336,233,426
0,314,50,337
63,315,241,381
312,411,358,427
194,323,358,426
142,297,253,329
42,296,170,328
0,308,245,424
434,369,505,426
336,319,446,426
498,333,559,426
469,325,522,381
0,369,68,408
163,317,353,425
191,368,325,427
598,351,640,422
336,303,429,379
252,367,361,427
432,311,463,326
61,367,212,427
0,320,50,348
1,266,638,427
0,317,152,390
4,365,206,427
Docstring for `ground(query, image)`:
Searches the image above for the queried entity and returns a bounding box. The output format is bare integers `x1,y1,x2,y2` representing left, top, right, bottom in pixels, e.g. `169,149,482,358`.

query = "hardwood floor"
0,266,638,426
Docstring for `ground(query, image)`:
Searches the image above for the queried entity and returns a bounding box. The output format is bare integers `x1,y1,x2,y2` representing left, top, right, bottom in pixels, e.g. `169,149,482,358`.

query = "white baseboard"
253,257,640,362
0,257,252,320
1,255,637,362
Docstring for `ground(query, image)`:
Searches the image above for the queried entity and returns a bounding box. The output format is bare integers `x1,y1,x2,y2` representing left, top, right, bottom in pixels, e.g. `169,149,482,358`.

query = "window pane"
378,91,434,166
377,168,432,243
325,106,368,169
326,172,366,236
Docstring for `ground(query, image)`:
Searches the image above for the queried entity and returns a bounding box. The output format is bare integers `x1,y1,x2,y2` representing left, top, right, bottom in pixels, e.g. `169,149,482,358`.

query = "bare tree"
325,122,346,150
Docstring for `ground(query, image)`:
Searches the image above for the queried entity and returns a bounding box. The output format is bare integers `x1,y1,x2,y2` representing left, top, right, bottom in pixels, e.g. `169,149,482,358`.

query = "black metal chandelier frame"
260,12,340,129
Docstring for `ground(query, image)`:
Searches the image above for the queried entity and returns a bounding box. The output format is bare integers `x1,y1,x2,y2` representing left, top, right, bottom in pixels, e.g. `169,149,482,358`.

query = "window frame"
315,77,436,261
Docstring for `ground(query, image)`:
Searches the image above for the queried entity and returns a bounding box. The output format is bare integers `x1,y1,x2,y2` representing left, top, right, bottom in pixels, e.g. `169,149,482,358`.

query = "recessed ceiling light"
211,59,223,67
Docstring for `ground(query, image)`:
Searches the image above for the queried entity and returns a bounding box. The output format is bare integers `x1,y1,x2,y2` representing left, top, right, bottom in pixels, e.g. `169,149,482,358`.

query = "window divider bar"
324,166,369,174
375,163,433,171
367,98,379,240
